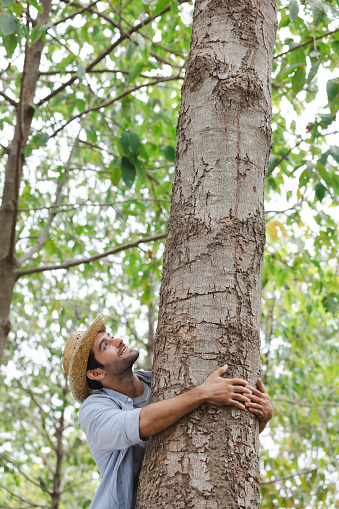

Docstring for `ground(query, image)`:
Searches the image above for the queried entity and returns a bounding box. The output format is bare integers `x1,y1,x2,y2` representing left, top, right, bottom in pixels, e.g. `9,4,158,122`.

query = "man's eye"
104,342,108,349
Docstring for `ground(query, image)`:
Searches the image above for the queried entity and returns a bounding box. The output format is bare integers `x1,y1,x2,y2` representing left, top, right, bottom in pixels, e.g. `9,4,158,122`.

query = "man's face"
91,331,139,377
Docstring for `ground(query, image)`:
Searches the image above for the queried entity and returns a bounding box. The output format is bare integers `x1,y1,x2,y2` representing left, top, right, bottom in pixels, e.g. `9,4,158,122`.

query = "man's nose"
113,338,123,347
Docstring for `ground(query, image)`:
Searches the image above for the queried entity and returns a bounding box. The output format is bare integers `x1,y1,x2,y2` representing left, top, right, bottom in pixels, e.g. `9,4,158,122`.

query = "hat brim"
68,314,106,403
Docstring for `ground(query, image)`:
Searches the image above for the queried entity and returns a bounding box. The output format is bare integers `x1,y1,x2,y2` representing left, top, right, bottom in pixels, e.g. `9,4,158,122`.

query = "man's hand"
245,378,273,433
200,365,253,409
139,364,252,438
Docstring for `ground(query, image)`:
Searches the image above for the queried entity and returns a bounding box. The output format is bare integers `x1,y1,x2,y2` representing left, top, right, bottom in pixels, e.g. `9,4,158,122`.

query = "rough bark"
144,302,155,371
136,0,277,507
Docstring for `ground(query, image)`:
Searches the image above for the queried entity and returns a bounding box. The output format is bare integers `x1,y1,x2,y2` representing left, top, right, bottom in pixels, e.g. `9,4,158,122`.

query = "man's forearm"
139,386,207,438
139,365,253,438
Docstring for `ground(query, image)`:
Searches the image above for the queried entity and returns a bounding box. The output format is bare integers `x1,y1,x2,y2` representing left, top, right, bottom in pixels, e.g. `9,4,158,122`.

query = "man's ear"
87,369,105,381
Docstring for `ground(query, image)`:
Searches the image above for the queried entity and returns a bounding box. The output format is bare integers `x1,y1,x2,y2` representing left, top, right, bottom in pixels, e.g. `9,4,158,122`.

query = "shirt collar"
99,370,152,404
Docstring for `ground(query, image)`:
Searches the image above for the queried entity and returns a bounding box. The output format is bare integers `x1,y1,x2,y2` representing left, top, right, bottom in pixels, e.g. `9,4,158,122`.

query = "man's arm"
139,365,252,438
245,378,273,433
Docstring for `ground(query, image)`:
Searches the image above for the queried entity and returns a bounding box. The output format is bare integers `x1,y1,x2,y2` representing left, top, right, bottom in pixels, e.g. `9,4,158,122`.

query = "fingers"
257,378,267,393
234,393,252,403
231,400,246,410
245,401,262,409
233,385,252,394
245,385,262,397
215,364,228,377
230,378,249,386
246,394,262,403
248,407,263,417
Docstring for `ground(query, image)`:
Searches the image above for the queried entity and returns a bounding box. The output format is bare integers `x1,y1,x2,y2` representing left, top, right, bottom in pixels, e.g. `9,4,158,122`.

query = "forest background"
0,0,338,507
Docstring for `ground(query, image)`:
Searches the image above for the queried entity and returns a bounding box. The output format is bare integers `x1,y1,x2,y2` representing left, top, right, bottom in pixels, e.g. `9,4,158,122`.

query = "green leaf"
292,66,306,94
0,12,17,36
315,182,326,202
162,145,176,162
328,146,339,164
278,13,290,29
289,0,299,20
309,50,321,58
109,159,122,186
326,79,339,103
2,33,17,57
37,133,49,145
129,62,144,83
30,25,43,44
307,60,321,84
135,158,146,183
120,132,141,157
121,157,136,188
320,114,335,127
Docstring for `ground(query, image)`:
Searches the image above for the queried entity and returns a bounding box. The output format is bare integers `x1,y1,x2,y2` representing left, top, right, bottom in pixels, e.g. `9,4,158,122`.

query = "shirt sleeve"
79,397,144,451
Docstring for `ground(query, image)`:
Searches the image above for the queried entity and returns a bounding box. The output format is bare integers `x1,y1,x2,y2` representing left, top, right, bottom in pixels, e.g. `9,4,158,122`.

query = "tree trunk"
0,267,17,362
144,302,155,371
136,0,277,507
0,0,52,364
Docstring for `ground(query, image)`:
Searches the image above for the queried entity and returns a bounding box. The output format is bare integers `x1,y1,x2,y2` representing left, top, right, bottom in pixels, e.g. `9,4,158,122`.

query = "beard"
103,349,139,377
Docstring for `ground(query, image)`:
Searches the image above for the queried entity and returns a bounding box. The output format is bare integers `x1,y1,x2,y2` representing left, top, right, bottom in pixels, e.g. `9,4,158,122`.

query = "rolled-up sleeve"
79,397,143,451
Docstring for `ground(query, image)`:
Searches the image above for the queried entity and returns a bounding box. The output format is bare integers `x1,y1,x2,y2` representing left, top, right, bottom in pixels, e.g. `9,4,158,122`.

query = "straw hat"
62,313,106,403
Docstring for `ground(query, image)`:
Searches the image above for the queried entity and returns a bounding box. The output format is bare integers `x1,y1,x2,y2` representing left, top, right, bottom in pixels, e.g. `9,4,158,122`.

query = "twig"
260,468,317,485
19,115,88,265
18,198,171,211
16,232,167,277
0,454,53,495
37,5,172,107
54,0,100,26
274,28,339,59
0,483,48,508
274,398,339,408
0,90,18,107
50,75,182,138
265,201,303,216
266,139,303,178
14,380,56,450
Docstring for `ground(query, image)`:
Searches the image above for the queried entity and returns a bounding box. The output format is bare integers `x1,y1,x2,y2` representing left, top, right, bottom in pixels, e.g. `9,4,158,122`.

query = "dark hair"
86,350,104,390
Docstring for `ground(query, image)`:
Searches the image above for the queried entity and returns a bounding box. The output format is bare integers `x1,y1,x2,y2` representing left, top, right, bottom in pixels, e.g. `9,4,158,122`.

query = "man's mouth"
120,345,129,356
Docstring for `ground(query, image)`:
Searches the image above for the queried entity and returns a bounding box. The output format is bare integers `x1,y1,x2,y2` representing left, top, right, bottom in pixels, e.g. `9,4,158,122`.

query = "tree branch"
36,5,171,107
273,397,339,408
260,468,317,485
14,379,56,450
54,0,101,26
19,118,86,265
0,454,53,495
18,198,171,212
274,28,339,59
50,75,182,138
60,476,96,494
101,1,184,58
16,232,167,277
266,139,303,178
0,483,48,508
0,483,49,508
0,90,18,107
40,68,129,75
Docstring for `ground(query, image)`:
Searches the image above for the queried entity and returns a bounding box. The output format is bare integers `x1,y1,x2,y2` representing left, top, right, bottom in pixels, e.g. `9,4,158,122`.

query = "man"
63,314,273,509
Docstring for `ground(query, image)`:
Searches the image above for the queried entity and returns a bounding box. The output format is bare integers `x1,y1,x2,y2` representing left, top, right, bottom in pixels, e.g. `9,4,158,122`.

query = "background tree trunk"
0,0,52,363
136,0,277,507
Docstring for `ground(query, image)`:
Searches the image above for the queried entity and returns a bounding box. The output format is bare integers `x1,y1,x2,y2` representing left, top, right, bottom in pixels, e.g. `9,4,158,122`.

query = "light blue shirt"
79,371,152,509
